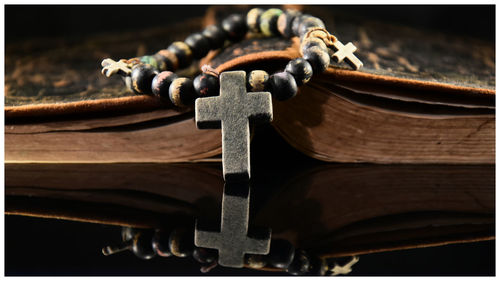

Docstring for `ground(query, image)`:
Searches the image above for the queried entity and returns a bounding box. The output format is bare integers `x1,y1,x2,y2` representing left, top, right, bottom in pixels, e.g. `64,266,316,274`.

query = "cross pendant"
195,71,273,181
195,182,271,268
331,40,363,70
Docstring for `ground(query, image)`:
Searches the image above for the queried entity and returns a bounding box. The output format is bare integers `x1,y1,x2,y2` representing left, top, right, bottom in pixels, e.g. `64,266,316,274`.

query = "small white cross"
101,58,133,77
328,256,360,276
332,41,363,70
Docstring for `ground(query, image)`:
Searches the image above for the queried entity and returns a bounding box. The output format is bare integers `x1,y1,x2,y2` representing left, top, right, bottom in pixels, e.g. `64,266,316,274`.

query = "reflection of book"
5,6,494,164
5,162,494,258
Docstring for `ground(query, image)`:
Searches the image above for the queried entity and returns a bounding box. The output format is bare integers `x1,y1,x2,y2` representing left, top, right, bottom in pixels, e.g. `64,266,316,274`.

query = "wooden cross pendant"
195,71,273,181
331,40,363,70
195,182,271,268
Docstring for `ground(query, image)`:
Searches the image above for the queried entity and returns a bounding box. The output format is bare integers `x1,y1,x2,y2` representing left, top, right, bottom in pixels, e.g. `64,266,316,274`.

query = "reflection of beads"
109,7,343,107
103,226,353,275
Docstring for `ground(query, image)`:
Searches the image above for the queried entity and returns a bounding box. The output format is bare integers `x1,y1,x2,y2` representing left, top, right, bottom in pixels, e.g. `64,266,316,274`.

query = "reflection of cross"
332,41,363,70
195,182,271,268
101,58,133,77
195,71,273,181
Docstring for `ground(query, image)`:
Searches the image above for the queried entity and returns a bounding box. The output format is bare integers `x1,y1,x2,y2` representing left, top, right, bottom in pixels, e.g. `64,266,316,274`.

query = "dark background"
4,4,495,276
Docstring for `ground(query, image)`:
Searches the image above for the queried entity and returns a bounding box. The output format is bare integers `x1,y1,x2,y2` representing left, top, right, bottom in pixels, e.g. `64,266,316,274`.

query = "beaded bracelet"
103,225,359,276
101,7,363,107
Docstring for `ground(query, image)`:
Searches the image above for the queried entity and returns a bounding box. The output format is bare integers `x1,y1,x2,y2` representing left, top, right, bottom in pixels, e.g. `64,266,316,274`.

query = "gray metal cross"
332,40,363,70
195,71,273,182
195,182,271,268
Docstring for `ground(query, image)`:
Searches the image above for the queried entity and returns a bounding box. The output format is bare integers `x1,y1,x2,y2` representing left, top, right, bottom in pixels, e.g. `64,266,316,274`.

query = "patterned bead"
277,10,302,38
167,41,193,69
185,33,211,59
267,239,295,269
152,54,167,71
222,14,248,42
131,64,157,95
300,37,328,56
202,25,226,50
259,8,283,37
169,77,197,107
193,247,218,264
168,227,194,258
245,254,268,269
152,71,178,99
285,58,313,85
156,49,179,71
247,70,269,92
298,16,325,37
140,55,160,70
303,46,330,73
193,73,219,97
286,250,310,276
246,8,264,33
131,230,156,260
270,72,298,101
152,229,173,257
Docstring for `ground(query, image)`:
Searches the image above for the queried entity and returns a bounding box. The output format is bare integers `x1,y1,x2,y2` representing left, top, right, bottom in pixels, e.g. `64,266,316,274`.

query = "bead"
168,227,194,258
152,54,167,71
140,55,160,70
286,250,310,276
222,14,248,42
151,71,177,99
300,37,328,55
202,25,226,50
121,227,140,242
291,14,305,37
167,41,193,69
298,16,325,37
308,256,328,276
193,247,218,264
285,58,313,85
245,254,267,269
277,10,302,38
152,229,173,257
269,72,298,101
131,64,157,95
246,8,264,33
259,8,283,37
193,73,219,97
247,70,269,92
156,49,179,71
185,33,211,60
169,77,197,107
267,239,295,269
303,46,330,73
131,230,156,260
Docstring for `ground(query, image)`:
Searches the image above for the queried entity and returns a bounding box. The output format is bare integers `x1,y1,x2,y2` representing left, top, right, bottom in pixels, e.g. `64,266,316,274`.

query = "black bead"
167,41,193,69
300,37,328,55
277,10,301,38
152,229,173,257
270,72,298,101
169,77,197,107
291,15,305,37
151,71,178,99
285,58,313,85
303,46,330,73
202,25,226,50
131,64,157,95
259,8,283,37
268,239,295,269
131,230,156,260
193,247,218,264
298,16,325,37
156,49,179,71
193,73,219,98
308,256,328,276
168,227,194,258
121,227,140,242
185,33,211,60
286,250,310,276
222,14,248,42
